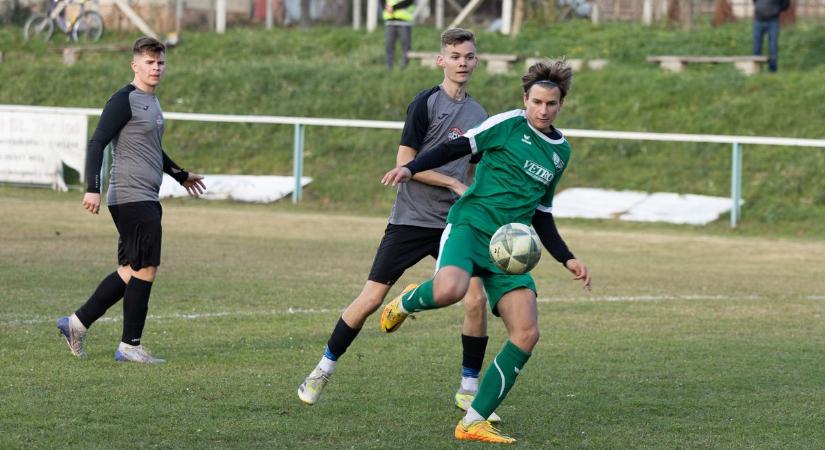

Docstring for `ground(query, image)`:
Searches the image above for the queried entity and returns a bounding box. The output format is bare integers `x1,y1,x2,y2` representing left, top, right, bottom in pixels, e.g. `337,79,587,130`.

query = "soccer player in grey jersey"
298,28,502,420
56,37,205,364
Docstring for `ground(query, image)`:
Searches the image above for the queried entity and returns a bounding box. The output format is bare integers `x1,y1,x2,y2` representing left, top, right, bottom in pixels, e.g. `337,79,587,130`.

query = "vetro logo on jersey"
447,127,462,141
523,160,554,185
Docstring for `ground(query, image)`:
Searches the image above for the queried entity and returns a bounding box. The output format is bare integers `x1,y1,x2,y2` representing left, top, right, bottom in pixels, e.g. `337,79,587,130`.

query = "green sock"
470,340,532,420
400,279,439,313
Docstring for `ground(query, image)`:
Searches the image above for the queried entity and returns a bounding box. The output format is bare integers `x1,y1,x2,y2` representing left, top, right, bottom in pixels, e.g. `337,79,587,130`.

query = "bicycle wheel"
23,13,54,43
71,11,104,43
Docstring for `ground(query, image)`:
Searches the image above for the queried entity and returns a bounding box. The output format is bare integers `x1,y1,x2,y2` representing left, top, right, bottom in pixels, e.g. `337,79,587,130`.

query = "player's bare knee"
511,327,540,351
463,295,486,319
434,281,467,305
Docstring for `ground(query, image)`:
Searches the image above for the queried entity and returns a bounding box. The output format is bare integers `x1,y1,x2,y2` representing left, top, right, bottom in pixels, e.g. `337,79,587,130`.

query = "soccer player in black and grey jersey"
298,28,503,421
56,37,205,364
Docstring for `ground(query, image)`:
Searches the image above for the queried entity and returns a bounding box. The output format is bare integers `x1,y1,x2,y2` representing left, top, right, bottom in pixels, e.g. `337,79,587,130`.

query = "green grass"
0,20,824,236
2,188,825,448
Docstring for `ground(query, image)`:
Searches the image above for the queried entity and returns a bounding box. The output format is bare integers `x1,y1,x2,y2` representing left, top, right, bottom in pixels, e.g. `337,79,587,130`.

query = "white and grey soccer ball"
489,223,542,275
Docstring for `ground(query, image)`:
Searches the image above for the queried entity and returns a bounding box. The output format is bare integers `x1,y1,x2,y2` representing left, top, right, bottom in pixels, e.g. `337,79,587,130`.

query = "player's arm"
162,151,205,198
397,145,468,196
82,91,132,214
382,137,471,186
532,209,591,290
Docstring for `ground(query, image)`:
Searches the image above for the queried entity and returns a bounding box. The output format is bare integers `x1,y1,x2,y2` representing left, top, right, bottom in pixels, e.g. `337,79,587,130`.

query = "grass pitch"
1,188,824,449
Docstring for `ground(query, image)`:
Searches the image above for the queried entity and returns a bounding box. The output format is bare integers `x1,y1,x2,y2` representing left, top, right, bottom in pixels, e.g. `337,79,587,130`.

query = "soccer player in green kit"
380,60,592,444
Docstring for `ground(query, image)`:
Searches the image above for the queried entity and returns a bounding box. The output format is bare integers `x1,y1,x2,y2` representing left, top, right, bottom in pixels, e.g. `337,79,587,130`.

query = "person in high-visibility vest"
381,0,415,69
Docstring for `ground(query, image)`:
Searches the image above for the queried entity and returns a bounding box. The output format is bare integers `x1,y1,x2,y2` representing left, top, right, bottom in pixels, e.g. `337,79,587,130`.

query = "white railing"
4,104,825,227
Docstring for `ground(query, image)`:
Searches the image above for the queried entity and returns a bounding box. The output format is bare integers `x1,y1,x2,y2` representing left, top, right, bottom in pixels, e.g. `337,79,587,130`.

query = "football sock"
461,376,479,393
400,279,439,312
325,317,361,361
69,314,87,333
463,407,485,425
75,271,127,328
318,354,336,374
470,340,532,420
121,277,153,346
461,334,489,377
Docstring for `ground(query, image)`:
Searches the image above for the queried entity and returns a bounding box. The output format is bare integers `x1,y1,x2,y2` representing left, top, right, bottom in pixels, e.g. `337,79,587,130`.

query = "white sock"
69,314,87,332
463,407,484,424
397,301,410,314
318,355,336,375
460,376,479,393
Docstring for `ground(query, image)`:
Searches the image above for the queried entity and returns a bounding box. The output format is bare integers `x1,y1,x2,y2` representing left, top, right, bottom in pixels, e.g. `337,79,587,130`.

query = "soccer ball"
489,223,542,275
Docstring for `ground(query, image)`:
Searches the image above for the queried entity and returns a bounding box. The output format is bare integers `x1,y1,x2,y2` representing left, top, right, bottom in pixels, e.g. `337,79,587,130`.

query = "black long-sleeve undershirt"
85,91,131,193
162,152,189,184
532,210,575,265
403,136,472,175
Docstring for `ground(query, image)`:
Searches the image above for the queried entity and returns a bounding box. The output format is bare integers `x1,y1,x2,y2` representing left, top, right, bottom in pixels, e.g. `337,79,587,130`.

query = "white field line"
2,307,337,326
537,294,767,303
4,295,823,326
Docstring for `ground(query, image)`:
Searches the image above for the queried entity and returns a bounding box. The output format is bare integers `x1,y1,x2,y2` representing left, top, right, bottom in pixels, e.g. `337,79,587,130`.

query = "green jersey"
447,109,571,236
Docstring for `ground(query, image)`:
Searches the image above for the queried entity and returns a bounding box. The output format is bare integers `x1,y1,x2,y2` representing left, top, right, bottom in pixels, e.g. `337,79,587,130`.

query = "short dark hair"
440,28,475,49
521,59,573,99
133,36,165,55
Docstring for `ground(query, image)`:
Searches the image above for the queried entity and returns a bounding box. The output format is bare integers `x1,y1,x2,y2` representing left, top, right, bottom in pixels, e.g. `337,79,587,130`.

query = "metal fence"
3,103,825,227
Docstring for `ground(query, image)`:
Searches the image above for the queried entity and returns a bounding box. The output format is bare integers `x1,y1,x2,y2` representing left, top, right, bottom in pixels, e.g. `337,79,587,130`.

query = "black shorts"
367,223,445,286
108,201,163,271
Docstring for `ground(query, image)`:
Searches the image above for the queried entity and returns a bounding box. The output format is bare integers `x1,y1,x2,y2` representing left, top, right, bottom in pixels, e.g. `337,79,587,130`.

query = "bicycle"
23,0,104,43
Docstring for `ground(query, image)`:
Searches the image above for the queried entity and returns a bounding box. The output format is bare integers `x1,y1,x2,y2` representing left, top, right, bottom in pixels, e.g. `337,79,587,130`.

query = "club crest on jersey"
552,152,565,170
523,160,554,185
447,127,462,141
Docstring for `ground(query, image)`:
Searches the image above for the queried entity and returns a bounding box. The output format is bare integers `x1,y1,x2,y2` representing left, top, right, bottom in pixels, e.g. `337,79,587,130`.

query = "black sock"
75,272,127,329
121,277,153,346
325,317,362,359
461,334,489,374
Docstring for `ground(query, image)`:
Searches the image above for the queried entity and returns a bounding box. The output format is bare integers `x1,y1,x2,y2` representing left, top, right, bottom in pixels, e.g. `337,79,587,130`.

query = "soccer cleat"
455,389,502,423
56,316,87,358
455,419,516,444
114,343,166,364
297,367,331,405
379,283,417,333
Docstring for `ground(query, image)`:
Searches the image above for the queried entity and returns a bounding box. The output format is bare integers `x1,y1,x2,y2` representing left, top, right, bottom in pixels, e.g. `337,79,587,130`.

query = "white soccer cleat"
57,315,87,358
455,389,502,423
298,367,331,405
114,342,166,364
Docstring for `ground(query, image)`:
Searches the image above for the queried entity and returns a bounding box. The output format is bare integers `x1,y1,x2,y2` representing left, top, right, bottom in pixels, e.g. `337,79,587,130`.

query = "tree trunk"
711,0,734,27
512,0,524,36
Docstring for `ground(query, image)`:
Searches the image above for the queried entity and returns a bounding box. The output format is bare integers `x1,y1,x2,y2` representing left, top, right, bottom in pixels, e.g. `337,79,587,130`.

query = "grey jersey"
85,84,169,206
389,86,488,228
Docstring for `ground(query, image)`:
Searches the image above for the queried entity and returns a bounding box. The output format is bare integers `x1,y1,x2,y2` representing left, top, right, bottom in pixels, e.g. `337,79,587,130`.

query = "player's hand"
183,173,206,198
451,181,469,197
82,192,100,215
564,258,591,291
382,167,412,186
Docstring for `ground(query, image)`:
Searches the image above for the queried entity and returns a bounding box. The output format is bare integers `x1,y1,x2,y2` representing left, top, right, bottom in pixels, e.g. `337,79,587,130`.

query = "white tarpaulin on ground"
159,174,312,203
553,187,741,225
0,112,87,191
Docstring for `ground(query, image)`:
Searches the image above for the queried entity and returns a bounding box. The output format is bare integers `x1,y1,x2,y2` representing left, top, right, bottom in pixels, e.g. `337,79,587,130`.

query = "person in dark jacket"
753,0,791,72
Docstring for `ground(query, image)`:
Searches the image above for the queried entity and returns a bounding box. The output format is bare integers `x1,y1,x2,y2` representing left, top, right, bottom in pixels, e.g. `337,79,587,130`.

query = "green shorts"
437,223,536,316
